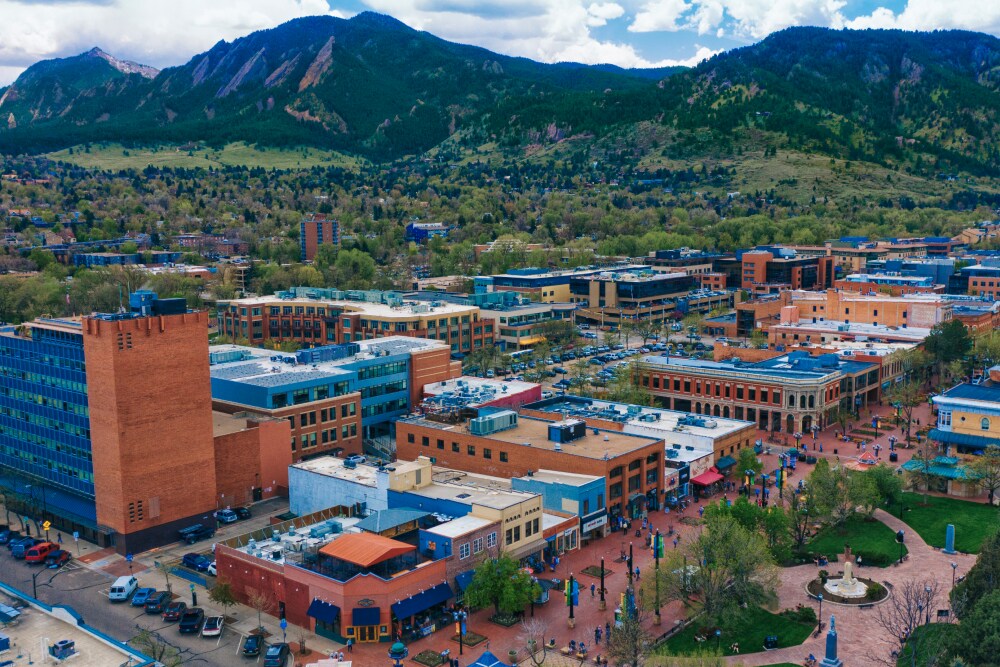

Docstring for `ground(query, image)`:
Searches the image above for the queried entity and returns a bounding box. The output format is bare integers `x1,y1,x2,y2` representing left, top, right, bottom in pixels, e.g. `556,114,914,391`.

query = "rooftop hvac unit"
469,410,518,435
548,419,586,443
554,442,562,452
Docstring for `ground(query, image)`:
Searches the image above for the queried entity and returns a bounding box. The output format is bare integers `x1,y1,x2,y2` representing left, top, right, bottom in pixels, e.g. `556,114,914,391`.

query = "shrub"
866,582,887,601
818,569,829,584
782,604,818,625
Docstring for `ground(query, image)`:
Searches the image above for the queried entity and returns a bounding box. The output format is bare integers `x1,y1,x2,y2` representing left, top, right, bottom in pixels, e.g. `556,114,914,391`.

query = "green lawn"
898,492,998,554
806,514,907,567
46,141,364,171
658,607,813,657
896,624,958,667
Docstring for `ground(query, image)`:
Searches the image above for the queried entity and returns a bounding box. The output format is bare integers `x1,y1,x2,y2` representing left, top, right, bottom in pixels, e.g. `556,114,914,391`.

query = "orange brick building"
395,412,665,520
83,302,219,554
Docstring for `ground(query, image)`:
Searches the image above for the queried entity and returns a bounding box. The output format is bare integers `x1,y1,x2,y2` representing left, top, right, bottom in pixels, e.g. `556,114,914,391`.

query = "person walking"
591,583,596,598
606,622,611,639
595,626,601,645
634,566,640,581
347,638,353,653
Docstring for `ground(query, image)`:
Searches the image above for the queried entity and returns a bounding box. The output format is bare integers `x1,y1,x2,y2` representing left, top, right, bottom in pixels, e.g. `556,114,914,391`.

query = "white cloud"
0,0,348,85
632,0,849,38
587,2,625,26
847,0,1000,34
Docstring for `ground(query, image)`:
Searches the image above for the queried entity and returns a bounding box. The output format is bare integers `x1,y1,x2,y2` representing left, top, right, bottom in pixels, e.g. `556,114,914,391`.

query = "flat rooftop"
210,336,446,387
787,340,918,357
844,273,934,284
423,515,494,538
233,515,363,563
223,295,477,318
291,456,381,488
422,376,539,404
640,353,848,382
525,396,753,438
401,415,661,459
406,479,538,511
0,585,153,666
770,320,932,341
212,411,253,437
515,469,603,487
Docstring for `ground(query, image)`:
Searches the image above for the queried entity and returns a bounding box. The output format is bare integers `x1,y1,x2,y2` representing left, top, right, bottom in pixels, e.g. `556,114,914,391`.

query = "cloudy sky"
0,0,997,86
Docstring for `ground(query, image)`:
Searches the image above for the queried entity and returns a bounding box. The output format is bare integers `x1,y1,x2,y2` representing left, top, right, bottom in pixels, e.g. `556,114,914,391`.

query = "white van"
109,575,138,602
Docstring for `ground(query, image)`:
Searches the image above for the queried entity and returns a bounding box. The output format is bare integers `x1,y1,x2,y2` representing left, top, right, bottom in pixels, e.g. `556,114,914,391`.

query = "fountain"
823,558,868,598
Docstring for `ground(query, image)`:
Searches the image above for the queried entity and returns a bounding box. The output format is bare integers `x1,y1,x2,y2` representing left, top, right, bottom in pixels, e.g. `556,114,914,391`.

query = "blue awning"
456,570,475,592
392,582,453,620
306,599,339,624
715,455,736,470
929,429,1000,451
352,607,380,626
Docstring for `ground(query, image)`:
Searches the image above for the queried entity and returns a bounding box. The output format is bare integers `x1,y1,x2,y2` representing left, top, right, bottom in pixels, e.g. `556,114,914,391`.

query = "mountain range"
1,13,999,170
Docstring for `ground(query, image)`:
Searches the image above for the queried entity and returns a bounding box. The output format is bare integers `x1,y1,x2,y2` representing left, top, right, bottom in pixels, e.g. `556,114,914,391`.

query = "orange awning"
319,532,415,567
691,471,723,486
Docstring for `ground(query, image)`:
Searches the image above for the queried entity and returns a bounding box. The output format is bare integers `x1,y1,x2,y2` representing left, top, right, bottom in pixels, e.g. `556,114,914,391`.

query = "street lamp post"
654,531,661,625
389,641,409,667
715,629,721,652
925,586,932,625
817,594,823,635
453,609,467,655
599,557,606,611
951,562,958,590
567,573,576,628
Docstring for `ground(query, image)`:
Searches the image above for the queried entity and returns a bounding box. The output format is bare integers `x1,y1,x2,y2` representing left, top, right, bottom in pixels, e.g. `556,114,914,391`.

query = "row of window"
643,374,784,405
938,411,991,431
411,433,512,462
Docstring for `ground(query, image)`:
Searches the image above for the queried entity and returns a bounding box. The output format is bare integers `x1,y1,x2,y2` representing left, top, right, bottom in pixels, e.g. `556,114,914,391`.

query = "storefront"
392,582,455,643
690,467,724,499
581,510,608,543
664,462,691,505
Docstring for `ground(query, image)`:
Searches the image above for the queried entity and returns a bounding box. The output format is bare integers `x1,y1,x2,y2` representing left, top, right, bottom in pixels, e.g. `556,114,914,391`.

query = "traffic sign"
126,553,133,562
42,521,51,531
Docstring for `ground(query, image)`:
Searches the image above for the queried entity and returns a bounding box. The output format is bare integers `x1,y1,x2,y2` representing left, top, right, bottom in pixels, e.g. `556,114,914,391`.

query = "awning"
352,607,380,626
470,651,513,667
929,429,1000,451
691,471,723,486
456,570,475,592
715,456,736,470
392,582,453,620
306,599,340,624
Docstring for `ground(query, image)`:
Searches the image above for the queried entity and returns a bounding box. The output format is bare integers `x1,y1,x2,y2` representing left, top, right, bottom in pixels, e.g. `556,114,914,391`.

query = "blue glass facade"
0,321,94,498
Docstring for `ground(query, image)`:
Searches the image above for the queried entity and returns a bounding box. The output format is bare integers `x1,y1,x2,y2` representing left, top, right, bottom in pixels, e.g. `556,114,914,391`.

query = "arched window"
808,395,815,409
982,418,991,431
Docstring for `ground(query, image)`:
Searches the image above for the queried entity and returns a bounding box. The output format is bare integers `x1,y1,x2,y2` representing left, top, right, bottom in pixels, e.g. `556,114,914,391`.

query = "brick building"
394,410,665,521
217,287,493,356
300,214,339,261
637,351,881,433
210,337,459,460
738,247,835,294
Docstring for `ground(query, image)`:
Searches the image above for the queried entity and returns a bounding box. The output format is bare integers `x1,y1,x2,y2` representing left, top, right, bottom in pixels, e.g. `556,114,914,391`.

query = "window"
597,493,605,509
982,418,991,431
407,433,414,444
467,445,476,456
500,451,508,462
939,411,951,427
422,436,429,447
437,439,444,450
487,532,497,549
583,500,590,515
452,442,460,452
473,537,484,554
459,543,470,559
483,448,492,459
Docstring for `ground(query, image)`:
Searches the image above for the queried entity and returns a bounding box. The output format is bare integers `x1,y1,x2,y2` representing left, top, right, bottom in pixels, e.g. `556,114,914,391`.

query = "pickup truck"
177,524,215,545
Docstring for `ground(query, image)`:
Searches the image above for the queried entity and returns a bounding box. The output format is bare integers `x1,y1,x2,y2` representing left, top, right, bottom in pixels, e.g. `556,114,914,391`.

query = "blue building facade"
0,318,98,534
512,472,608,541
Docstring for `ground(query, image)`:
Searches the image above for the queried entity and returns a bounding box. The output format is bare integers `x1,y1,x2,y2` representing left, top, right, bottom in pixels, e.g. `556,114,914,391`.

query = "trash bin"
889,452,898,462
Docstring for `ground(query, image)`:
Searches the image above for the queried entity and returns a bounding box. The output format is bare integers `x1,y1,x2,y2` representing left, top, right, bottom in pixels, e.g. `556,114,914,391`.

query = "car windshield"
266,646,282,655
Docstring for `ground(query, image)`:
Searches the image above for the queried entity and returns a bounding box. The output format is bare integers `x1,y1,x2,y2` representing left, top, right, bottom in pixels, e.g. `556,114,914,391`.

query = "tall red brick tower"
83,293,217,553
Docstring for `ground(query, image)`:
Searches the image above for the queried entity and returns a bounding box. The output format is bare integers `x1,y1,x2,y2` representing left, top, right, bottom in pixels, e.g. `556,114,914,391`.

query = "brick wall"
214,418,292,507
84,312,217,549
409,348,461,407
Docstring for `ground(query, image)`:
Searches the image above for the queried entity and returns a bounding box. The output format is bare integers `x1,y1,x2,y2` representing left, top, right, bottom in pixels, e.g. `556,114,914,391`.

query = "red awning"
691,471,724,486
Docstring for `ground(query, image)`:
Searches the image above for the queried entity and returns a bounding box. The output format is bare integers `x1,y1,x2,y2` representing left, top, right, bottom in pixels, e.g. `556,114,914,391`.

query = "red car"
162,601,187,622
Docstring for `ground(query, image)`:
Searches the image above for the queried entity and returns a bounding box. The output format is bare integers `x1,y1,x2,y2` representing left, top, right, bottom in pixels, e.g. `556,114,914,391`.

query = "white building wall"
288,467,388,516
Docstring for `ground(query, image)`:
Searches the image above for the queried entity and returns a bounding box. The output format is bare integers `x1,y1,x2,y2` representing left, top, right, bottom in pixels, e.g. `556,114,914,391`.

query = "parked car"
177,523,215,545
242,634,265,657
202,615,224,638
234,507,252,521
178,607,205,634
131,587,157,607
25,541,58,564
541,390,554,399
0,529,19,545
182,553,212,572
145,591,171,614
44,549,71,568
11,537,45,558
263,643,291,667
162,601,187,622
214,509,238,524
207,561,216,576
552,366,567,374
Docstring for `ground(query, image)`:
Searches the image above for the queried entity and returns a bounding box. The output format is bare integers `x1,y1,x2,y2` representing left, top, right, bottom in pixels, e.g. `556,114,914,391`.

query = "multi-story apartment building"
300,213,339,261
482,266,634,303
217,287,493,355
643,249,722,277
784,290,952,329
210,337,459,457
835,273,942,295
638,351,881,433
395,409,665,522
948,260,1000,299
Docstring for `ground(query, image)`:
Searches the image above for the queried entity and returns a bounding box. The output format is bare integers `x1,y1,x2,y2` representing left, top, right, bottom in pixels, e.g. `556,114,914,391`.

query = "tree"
736,447,762,481
209,580,238,618
706,497,792,562
464,554,540,616
606,360,651,405
886,380,923,445
329,248,377,290
905,449,937,506
633,318,662,346
537,319,578,348
924,319,972,381
651,514,778,623
828,406,852,436
969,445,1000,507
950,526,1000,619
246,587,274,633
519,618,549,667
945,589,1000,666
749,328,768,348
864,463,903,510
872,579,942,667
788,486,817,549
606,600,652,667
129,628,183,667
809,458,851,524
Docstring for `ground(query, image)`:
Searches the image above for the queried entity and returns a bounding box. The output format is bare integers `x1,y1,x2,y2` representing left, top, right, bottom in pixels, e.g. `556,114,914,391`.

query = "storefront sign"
582,514,608,533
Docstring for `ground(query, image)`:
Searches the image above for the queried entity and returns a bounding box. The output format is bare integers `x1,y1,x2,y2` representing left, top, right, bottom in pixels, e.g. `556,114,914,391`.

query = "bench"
859,603,874,610
561,647,572,656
